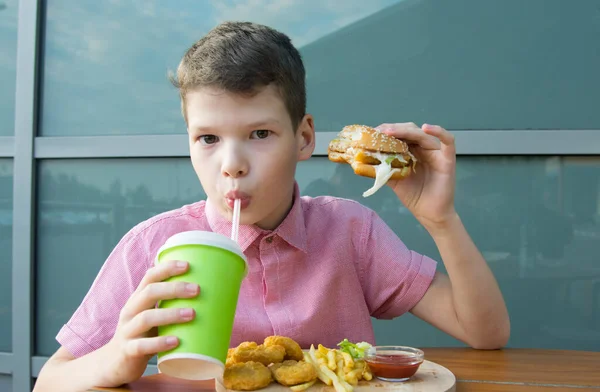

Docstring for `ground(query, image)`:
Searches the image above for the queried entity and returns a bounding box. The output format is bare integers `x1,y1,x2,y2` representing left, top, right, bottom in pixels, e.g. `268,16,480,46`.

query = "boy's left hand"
376,122,457,228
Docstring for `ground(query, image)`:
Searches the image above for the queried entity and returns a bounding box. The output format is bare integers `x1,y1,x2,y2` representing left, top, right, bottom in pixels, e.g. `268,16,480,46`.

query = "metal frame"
31,130,600,159
3,0,600,390
11,0,40,391
35,135,189,158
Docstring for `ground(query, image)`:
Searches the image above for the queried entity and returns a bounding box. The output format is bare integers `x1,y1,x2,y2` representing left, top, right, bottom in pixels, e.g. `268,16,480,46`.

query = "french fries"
305,344,372,392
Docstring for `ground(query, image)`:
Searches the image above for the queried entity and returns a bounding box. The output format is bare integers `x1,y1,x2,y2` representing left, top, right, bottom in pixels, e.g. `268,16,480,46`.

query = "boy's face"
185,85,315,230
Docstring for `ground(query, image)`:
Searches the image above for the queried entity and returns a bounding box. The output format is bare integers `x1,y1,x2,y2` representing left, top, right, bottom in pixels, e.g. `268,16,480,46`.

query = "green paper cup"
155,230,248,381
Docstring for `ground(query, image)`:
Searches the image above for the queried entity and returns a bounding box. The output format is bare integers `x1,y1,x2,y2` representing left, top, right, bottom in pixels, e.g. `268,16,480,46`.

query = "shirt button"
265,236,274,243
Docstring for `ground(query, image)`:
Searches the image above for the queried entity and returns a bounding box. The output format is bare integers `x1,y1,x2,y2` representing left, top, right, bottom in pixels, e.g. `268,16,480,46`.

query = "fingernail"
185,283,198,294
179,308,194,319
166,336,178,345
176,261,188,269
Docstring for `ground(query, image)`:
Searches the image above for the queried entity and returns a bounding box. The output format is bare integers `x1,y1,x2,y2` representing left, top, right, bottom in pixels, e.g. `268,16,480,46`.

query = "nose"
221,143,249,178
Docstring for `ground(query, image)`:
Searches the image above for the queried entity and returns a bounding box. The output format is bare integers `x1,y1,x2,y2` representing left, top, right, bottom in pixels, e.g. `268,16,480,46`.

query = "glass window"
35,158,203,355
304,0,600,131
0,375,12,390
39,0,403,136
0,159,13,352
40,0,600,136
36,156,600,355
0,0,18,136
300,156,600,351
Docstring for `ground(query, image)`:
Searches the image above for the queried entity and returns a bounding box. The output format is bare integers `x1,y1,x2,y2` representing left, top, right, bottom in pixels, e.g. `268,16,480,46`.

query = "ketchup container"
364,346,424,382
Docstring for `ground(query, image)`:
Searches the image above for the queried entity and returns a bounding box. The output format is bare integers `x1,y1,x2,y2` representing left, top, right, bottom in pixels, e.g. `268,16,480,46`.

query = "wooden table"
90,348,600,392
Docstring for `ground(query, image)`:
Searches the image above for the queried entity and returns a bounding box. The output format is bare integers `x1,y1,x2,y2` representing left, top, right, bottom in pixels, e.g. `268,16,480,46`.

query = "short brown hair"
171,21,306,130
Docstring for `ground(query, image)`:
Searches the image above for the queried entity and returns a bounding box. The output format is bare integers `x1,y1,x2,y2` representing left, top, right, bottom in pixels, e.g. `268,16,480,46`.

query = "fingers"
120,260,198,322
135,260,189,294
122,280,200,322
376,122,441,150
124,307,195,338
125,335,179,358
422,124,456,159
422,123,455,147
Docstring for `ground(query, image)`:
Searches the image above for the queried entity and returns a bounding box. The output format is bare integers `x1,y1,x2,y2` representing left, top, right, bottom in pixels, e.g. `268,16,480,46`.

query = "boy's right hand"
101,260,199,387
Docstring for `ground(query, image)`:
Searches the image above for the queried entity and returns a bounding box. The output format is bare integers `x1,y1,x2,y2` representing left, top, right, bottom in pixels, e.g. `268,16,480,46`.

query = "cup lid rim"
155,230,248,276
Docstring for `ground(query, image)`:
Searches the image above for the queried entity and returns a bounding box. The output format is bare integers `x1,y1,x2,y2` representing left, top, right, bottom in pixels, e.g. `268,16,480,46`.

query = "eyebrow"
190,119,281,133
245,118,281,128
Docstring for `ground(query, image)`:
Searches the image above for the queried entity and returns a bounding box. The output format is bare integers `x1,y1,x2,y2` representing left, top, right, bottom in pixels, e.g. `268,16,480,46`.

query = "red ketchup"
365,353,423,381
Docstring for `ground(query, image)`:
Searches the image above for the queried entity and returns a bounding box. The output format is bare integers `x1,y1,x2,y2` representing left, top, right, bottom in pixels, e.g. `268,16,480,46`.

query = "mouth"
225,190,251,210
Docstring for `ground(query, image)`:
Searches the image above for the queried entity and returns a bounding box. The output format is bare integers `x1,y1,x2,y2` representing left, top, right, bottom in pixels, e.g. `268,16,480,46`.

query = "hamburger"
328,124,417,197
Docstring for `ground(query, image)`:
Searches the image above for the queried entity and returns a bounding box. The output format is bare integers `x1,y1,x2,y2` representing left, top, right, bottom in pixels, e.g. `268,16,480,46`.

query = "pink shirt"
57,183,437,357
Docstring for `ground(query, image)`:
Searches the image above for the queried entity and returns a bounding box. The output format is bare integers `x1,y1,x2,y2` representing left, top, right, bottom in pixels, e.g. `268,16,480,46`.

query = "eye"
251,130,271,139
198,135,218,145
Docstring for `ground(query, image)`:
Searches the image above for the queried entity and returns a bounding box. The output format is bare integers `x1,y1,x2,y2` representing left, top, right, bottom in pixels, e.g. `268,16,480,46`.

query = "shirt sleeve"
358,208,437,320
56,229,151,358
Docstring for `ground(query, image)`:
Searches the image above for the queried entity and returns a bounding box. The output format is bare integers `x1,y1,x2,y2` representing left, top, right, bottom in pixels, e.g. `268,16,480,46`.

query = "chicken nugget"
232,341,286,366
226,348,236,367
223,361,273,391
269,360,318,386
264,336,304,361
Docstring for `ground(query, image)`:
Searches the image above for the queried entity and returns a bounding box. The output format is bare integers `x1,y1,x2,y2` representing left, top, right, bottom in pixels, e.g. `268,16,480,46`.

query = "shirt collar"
205,182,307,253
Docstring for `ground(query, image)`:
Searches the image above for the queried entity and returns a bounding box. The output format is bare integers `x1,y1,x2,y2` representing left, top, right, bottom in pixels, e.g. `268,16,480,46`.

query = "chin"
228,206,259,225
238,215,259,226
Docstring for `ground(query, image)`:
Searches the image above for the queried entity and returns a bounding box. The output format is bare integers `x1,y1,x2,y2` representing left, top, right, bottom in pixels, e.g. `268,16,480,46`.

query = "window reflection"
300,156,600,350
302,0,600,130
41,0,600,136
40,0,402,136
0,375,12,390
35,159,204,355
0,159,13,352
35,157,600,355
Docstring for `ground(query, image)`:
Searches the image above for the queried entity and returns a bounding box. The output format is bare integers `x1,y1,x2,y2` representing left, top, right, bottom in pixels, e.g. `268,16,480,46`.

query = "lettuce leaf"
385,155,396,165
337,339,373,359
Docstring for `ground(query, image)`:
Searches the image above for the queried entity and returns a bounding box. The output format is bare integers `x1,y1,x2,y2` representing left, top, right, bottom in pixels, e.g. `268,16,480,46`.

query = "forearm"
425,213,510,348
34,344,116,392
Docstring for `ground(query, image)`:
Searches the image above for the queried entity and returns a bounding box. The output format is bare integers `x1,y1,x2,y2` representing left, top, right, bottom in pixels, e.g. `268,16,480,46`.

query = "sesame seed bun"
339,124,410,155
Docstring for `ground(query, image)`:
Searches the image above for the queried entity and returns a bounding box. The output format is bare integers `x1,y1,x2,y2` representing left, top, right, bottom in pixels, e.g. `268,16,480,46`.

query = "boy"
35,21,509,391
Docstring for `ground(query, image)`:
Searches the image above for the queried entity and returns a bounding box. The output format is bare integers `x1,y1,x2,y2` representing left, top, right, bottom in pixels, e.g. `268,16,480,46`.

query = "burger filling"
329,134,417,198
359,150,417,197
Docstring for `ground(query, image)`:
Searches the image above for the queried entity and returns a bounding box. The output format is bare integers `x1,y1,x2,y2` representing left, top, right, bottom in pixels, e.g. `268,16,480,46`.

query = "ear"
296,114,315,161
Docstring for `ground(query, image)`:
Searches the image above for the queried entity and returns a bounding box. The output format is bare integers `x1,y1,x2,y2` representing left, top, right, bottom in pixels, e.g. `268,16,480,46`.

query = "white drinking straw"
231,198,241,242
